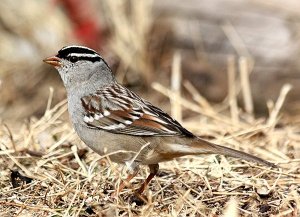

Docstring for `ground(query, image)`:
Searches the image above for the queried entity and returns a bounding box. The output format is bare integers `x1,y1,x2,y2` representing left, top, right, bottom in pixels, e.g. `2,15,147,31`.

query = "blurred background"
1,0,300,126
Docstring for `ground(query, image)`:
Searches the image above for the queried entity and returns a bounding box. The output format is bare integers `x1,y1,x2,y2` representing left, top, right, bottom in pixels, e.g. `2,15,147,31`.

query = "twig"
183,80,214,111
239,57,254,117
227,56,239,123
3,124,16,151
267,84,292,127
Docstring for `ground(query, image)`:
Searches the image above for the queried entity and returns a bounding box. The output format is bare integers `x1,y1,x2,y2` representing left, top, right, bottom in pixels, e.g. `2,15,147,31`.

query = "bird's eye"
69,56,78,63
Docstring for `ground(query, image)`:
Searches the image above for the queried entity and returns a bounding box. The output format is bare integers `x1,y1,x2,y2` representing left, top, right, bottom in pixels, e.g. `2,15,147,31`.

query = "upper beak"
43,56,62,67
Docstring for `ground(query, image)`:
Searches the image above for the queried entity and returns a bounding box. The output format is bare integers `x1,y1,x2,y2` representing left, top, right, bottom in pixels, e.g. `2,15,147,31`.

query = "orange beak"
43,56,62,67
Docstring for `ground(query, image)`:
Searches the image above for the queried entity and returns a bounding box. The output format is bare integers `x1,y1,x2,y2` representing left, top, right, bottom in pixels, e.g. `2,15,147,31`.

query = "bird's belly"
73,124,146,163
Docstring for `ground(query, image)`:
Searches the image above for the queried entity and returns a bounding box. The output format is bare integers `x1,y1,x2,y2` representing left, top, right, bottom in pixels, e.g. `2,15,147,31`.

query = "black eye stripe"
72,56,101,62
69,56,79,63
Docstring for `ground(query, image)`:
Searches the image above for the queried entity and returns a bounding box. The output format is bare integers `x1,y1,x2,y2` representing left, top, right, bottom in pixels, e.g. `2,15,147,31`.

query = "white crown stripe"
69,53,100,58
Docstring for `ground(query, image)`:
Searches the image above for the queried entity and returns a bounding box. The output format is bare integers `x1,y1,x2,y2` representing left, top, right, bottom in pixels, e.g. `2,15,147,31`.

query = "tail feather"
191,137,276,168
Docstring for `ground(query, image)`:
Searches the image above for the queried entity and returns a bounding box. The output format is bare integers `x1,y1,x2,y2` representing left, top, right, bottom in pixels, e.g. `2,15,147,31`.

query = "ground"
0,82,299,217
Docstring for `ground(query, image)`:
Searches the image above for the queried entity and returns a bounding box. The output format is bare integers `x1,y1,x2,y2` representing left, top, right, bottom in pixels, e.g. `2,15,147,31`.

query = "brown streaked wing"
81,84,194,137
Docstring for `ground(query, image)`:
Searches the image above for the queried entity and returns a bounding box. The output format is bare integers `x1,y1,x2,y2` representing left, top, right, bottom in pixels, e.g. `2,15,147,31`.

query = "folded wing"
81,83,194,137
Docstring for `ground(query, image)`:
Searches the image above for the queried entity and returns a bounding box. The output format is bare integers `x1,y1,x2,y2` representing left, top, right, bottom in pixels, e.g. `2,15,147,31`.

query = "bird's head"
43,45,114,90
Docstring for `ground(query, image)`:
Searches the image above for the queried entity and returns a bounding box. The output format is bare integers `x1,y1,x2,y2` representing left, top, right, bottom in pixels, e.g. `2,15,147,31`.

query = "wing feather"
81,84,194,137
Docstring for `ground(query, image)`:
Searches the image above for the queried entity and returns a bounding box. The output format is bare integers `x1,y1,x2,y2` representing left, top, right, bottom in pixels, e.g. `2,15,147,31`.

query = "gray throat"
66,71,115,97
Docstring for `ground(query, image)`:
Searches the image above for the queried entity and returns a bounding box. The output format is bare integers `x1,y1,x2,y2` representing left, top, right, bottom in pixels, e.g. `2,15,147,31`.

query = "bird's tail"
190,137,275,167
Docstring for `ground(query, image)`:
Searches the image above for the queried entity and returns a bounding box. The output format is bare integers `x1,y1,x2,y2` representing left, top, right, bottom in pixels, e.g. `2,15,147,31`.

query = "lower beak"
43,56,62,67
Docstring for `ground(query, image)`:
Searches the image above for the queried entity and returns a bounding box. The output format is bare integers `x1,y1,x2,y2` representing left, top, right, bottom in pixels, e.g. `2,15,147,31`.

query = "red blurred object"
55,0,102,50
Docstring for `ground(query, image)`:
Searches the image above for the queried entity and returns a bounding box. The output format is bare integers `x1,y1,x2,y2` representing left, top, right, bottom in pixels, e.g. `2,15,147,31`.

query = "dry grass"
0,55,300,216
102,0,154,84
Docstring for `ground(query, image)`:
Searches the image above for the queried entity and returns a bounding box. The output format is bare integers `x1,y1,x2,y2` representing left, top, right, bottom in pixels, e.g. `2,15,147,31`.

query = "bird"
43,45,275,195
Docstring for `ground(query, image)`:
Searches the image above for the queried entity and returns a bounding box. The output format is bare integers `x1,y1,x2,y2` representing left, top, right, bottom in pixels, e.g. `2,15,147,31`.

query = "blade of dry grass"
171,51,182,122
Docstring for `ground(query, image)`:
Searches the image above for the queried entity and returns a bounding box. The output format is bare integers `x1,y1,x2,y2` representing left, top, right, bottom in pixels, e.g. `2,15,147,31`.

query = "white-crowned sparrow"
43,45,275,194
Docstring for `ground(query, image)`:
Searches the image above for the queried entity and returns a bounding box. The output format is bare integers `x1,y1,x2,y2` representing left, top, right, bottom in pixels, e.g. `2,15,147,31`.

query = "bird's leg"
136,164,159,194
117,170,139,193
113,163,139,197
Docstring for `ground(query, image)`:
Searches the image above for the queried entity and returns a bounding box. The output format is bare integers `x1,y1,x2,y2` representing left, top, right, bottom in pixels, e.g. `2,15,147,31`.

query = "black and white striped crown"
57,45,102,63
